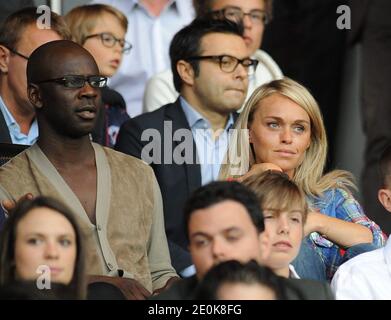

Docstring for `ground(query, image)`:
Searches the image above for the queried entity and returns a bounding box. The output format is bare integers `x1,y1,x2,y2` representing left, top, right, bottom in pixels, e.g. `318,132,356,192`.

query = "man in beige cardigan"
0,40,178,299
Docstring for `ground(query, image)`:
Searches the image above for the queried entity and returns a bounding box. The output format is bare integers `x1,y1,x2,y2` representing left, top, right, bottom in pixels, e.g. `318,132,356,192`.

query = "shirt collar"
0,95,17,127
180,96,205,129
289,264,300,279
130,0,179,13
180,96,234,131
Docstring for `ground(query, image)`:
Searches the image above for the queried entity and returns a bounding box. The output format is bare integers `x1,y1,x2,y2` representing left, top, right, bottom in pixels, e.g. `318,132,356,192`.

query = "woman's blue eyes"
26,238,72,247
267,122,279,128
294,126,305,133
27,238,42,245
266,122,305,133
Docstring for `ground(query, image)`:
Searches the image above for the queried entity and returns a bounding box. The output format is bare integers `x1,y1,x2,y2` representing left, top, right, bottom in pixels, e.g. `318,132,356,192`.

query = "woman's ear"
27,84,43,109
378,188,391,213
176,60,195,87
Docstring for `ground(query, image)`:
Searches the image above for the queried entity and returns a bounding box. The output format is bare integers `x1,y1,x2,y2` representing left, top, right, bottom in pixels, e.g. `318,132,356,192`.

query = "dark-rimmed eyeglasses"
83,32,132,54
35,75,108,88
3,45,29,60
212,6,269,25
187,55,259,75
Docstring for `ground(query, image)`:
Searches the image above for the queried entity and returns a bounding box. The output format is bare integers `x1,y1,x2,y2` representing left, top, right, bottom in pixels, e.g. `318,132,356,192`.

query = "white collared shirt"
180,97,234,185
289,264,300,279
331,236,391,299
90,0,194,117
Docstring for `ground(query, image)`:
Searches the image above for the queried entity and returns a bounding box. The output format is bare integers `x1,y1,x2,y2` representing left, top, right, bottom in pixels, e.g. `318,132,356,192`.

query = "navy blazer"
115,99,201,272
0,111,12,143
115,98,238,272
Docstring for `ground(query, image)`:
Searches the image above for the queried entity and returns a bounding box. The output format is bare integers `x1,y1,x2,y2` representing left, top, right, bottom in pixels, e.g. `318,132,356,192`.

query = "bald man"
0,40,178,299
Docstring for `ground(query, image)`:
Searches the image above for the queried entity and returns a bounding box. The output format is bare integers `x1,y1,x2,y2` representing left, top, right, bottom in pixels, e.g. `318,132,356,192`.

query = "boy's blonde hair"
242,170,308,223
65,4,128,45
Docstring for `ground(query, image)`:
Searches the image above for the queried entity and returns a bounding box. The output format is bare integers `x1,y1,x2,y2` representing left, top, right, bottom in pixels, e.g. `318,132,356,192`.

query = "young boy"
242,170,308,278
65,4,131,147
331,146,391,299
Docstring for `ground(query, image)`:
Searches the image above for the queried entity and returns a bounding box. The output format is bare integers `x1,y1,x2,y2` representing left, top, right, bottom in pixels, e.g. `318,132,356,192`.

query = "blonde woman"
220,77,386,281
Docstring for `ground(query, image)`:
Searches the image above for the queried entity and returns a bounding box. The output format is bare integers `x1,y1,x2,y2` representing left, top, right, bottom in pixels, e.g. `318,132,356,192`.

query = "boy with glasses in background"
66,4,131,148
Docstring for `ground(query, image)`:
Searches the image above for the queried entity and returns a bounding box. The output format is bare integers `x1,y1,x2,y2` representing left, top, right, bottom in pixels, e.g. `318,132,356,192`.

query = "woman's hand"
238,163,283,182
304,211,324,237
303,211,373,247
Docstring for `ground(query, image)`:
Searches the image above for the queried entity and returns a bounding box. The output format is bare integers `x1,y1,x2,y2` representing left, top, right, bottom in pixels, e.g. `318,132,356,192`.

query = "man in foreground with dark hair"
153,181,334,299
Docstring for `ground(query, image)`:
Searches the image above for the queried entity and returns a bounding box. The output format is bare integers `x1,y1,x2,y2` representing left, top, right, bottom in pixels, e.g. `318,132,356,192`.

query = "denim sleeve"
0,205,6,231
334,188,387,247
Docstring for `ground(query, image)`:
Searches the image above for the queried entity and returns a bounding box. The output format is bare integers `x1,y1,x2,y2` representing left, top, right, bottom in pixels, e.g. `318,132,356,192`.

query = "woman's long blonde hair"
219,77,355,197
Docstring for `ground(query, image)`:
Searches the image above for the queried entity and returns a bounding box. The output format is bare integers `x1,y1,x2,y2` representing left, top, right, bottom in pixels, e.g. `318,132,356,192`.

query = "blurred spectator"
195,260,284,300
0,7,71,145
0,196,87,299
90,0,194,117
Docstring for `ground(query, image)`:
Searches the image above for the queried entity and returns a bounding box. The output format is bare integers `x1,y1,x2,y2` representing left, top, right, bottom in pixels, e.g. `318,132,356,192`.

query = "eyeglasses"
3,45,29,60
83,32,132,54
187,55,259,75
212,6,269,25
35,75,108,88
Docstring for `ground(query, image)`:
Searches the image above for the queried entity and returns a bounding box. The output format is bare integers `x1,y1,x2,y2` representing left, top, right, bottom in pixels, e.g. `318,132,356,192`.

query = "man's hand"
1,193,33,214
88,275,151,300
152,277,181,296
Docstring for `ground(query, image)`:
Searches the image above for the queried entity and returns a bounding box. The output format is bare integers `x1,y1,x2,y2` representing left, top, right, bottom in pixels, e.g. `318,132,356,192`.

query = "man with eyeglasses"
143,0,282,113
0,40,179,299
115,18,252,276
0,7,71,145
